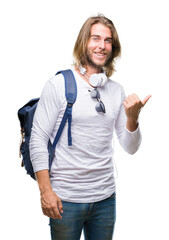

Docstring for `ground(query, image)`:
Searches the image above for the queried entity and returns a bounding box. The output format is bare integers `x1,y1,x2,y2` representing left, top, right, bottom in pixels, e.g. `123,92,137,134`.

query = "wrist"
127,116,138,123
126,117,138,132
35,170,52,194
39,184,52,195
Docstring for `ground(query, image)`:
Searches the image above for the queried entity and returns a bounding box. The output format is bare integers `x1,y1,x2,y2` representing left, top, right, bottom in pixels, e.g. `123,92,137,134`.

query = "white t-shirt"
30,68,142,203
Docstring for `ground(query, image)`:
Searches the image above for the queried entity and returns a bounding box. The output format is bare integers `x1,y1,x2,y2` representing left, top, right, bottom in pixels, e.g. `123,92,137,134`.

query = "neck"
75,66,93,87
85,64,102,75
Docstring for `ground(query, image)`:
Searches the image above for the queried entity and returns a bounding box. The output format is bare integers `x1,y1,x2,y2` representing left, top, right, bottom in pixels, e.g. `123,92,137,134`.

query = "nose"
98,39,105,49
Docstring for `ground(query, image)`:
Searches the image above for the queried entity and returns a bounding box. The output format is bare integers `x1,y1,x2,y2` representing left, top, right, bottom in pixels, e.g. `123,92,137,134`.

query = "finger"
125,95,137,105
132,94,140,103
45,206,62,219
142,95,152,106
126,95,134,104
57,198,63,213
48,208,57,219
52,206,63,219
123,100,128,108
124,98,129,104
42,204,62,219
42,207,48,217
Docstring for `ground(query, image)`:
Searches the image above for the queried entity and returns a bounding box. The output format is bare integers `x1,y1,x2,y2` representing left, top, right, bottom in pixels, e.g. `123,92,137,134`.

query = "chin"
93,58,107,66
86,54,107,69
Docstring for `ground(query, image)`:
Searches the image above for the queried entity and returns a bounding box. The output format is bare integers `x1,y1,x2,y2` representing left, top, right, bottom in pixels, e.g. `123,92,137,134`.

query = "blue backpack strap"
52,69,77,147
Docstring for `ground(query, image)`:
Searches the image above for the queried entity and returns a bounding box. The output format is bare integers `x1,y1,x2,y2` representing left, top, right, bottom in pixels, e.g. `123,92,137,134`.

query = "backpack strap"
52,69,77,147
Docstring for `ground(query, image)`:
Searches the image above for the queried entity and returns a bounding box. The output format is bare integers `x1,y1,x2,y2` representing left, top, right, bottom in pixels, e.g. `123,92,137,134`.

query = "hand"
123,94,152,121
41,189,63,219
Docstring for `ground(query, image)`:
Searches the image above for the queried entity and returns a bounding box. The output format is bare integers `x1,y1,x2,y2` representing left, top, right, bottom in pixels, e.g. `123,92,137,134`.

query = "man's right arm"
36,170,63,219
29,78,64,219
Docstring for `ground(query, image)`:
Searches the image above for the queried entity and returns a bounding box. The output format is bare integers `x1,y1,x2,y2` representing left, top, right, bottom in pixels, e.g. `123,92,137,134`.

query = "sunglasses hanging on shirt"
79,66,107,113
88,88,106,113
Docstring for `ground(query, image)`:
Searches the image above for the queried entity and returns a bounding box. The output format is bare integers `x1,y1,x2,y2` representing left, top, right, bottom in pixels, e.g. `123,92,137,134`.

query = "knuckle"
50,203,56,209
42,205,48,211
136,100,141,106
42,209,48,217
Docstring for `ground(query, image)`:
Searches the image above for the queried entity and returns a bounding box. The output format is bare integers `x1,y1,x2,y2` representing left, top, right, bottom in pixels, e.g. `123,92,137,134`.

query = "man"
30,14,151,240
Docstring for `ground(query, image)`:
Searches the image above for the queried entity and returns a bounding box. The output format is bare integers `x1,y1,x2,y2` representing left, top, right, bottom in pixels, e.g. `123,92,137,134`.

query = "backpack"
18,69,77,180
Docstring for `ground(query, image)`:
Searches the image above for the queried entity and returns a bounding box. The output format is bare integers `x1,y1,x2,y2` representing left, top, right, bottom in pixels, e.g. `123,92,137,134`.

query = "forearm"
115,103,141,154
35,169,63,219
119,126,142,154
36,169,52,194
126,117,138,132
115,111,142,154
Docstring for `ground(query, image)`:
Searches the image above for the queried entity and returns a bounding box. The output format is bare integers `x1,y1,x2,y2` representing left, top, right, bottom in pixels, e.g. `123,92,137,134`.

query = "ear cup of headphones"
89,73,107,87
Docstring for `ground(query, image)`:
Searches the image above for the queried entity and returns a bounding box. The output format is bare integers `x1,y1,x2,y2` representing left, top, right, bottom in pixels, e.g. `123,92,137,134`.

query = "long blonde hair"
73,14,121,78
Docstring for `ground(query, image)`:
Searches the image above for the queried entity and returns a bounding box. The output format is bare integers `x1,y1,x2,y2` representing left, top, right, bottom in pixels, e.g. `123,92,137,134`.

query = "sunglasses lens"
91,89,100,99
100,101,106,113
95,101,106,113
89,88,106,113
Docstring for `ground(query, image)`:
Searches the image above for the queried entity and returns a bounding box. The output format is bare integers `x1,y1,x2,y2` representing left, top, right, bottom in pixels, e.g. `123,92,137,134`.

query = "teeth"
96,53,105,56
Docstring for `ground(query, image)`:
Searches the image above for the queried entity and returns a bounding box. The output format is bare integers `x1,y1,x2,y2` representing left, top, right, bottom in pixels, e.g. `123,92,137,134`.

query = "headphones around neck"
89,73,107,88
79,66,108,88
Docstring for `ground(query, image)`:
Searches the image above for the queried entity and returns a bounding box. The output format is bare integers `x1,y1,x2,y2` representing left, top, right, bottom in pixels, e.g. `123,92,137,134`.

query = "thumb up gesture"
123,94,152,131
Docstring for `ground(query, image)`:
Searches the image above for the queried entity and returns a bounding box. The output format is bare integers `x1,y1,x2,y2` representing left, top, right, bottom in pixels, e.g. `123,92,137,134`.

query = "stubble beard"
85,49,112,72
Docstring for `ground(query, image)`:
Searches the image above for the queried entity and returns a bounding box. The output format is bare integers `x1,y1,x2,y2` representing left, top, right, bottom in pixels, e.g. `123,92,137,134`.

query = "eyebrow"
91,35,100,37
91,35,113,40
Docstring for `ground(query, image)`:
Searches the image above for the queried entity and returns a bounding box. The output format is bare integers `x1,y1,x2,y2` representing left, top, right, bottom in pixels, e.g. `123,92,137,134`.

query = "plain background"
1,0,169,239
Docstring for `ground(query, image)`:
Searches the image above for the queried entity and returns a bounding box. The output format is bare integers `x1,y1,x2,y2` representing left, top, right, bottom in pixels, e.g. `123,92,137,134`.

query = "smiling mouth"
94,52,107,57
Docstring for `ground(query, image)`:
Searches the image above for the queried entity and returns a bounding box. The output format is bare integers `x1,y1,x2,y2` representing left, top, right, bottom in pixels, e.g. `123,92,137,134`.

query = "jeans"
50,192,116,240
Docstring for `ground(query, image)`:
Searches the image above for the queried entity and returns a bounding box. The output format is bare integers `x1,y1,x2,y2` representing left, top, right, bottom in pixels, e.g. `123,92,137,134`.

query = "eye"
105,38,112,43
92,36,100,41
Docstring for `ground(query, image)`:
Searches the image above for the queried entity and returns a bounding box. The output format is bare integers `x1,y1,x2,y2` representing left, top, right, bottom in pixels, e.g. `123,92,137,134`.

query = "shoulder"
107,78,124,92
105,78,126,103
40,71,67,103
48,68,75,89
48,71,65,89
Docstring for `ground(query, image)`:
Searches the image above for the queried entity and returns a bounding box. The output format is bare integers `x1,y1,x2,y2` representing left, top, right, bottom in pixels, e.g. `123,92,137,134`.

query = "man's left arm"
115,92,151,155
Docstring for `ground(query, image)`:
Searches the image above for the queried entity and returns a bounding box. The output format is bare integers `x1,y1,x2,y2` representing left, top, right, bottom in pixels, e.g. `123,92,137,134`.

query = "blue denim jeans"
49,192,116,240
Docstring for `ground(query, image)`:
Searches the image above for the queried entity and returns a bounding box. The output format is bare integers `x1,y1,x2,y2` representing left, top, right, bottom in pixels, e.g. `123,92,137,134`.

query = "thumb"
57,198,63,213
141,94,152,106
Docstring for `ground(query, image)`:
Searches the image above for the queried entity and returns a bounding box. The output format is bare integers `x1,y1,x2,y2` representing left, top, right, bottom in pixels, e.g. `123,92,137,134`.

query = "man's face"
86,23,113,70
